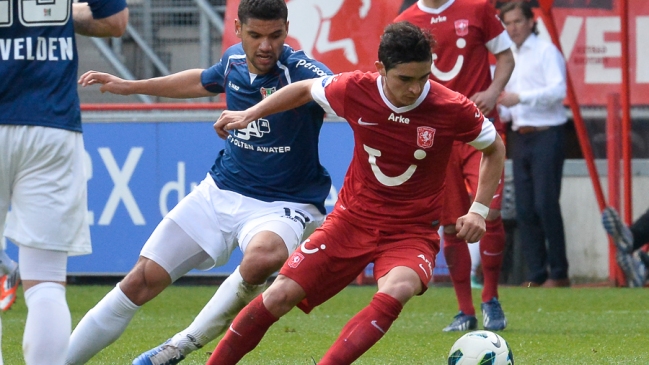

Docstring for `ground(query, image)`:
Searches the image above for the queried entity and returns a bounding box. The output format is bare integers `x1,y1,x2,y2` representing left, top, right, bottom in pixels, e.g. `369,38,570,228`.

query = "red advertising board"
223,0,649,106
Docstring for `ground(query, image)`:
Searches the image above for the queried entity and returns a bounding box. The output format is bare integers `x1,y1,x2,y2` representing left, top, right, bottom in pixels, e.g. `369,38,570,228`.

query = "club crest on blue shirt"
260,87,276,99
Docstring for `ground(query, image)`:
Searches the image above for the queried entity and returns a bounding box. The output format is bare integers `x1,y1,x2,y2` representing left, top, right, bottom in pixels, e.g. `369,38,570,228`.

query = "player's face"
502,8,534,48
377,61,431,107
236,18,288,74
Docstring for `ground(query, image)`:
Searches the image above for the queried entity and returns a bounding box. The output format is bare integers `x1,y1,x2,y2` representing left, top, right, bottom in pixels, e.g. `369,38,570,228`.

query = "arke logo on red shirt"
454,19,469,36
417,127,436,149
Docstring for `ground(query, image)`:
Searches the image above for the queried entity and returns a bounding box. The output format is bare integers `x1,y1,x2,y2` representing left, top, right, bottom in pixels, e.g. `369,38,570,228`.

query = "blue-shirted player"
0,0,128,364
66,1,333,364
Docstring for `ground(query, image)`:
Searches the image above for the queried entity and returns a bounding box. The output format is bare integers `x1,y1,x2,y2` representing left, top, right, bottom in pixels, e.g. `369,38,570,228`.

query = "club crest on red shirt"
454,19,469,36
417,127,436,149
288,252,305,268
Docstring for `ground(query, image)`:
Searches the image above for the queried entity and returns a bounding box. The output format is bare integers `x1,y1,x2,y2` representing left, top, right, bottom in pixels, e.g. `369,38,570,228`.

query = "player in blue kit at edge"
0,0,128,364
66,0,333,364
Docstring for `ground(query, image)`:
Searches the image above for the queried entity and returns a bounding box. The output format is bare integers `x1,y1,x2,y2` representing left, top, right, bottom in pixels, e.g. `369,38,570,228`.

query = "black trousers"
512,125,568,283
631,208,649,251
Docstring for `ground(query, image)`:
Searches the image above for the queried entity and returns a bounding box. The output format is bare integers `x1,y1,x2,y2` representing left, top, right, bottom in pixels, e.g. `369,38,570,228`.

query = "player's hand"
497,92,520,108
213,110,253,139
78,71,131,95
455,213,486,243
470,89,499,116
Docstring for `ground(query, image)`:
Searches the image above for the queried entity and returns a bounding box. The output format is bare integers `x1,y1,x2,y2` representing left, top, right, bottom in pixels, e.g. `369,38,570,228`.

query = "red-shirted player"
396,0,515,332
207,22,505,365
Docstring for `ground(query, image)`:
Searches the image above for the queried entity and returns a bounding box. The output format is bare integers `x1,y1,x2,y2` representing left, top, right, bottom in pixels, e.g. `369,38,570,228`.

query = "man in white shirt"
498,1,569,288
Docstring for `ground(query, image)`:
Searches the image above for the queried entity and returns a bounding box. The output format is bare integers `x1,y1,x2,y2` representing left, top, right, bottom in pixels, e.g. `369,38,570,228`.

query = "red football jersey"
311,71,494,229
395,0,511,123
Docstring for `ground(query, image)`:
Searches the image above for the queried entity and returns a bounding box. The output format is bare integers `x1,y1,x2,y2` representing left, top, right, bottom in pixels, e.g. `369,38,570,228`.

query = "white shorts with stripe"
142,174,325,275
0,125,91,255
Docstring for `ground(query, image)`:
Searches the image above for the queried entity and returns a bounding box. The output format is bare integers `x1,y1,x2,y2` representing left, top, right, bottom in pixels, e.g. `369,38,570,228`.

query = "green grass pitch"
1,284,648,364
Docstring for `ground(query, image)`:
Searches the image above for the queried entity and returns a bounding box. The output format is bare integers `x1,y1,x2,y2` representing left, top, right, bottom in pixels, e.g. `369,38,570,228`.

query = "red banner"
223,0,649,106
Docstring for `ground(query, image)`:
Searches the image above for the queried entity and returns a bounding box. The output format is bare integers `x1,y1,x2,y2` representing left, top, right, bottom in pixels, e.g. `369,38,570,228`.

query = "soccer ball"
447,330,514,365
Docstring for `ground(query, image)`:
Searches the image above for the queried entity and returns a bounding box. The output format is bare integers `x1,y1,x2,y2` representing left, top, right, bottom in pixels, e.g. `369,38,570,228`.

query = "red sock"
319,293,403,365
443,233,474,315
206,295,278,365
480,217,506,302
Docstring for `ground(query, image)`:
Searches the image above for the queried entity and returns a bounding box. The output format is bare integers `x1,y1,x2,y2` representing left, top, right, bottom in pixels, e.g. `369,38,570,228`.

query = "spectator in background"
395,0,515,332
0,1,128,364
498,0,570,288
602,206,649,287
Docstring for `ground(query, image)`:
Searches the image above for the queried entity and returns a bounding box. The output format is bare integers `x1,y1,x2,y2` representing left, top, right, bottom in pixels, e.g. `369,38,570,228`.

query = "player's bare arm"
456,133,506,242
78,69,214,99
213,78,317,138
470,49,514,115
72,3,128,38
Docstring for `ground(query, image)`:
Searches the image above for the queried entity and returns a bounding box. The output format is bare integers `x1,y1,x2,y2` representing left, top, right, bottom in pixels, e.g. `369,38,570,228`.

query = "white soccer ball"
447,330,514,365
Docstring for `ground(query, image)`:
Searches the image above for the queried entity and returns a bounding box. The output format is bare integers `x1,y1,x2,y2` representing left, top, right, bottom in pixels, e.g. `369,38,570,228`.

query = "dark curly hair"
378,21,436,71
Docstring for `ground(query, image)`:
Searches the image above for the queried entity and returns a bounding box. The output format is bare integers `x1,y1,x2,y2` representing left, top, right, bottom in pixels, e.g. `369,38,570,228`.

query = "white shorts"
144,174,325,272
0,125,91,255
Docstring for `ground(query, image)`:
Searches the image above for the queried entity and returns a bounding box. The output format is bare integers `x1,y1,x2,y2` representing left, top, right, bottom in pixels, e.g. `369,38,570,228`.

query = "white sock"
65,284,139,365
170,266,266,355
23,283,70,365
469,240,481,276
0,250,17,275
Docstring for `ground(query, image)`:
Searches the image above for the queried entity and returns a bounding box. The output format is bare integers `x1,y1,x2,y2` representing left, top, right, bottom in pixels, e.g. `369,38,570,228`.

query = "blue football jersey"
202,44,332,214
0,0,126,132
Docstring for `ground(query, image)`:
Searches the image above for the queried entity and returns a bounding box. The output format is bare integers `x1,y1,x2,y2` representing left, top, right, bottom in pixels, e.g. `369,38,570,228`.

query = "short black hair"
500,1,538,35
238,0,288,24
378,21,435,71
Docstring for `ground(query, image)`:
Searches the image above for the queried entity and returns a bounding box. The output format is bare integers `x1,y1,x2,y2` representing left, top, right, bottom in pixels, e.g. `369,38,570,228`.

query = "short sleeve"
201,58,230,94
287,50,333,82
482,1,512,55
453,94,495,148
310,72,353,118
84,0,127,20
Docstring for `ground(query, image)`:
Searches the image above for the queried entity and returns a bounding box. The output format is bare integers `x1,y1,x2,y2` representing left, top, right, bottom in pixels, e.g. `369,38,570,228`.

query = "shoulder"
282,46,333,80
426,81,474,110
221,43,245,59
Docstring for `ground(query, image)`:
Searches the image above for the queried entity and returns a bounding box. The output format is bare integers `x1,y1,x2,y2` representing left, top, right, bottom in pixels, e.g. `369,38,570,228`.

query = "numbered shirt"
395,0,511,123
0,0,126,132
311,71,495,228
201,44,333,213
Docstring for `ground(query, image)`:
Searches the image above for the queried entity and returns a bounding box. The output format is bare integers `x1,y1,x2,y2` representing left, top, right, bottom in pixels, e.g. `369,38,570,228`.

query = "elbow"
108,8,129,37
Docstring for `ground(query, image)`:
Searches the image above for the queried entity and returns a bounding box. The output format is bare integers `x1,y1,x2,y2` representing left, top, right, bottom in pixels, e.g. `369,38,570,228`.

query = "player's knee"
120,257,170,305
262,276,304,316
380,281,419,304
241,241,289,284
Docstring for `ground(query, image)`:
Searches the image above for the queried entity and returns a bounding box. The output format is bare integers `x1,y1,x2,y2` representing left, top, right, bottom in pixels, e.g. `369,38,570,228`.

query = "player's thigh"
280,214,375,313
5,127,90,253
374,231,439,296
140,217,212,282
165,175,236,268
238,202,325,257
19,245,68,289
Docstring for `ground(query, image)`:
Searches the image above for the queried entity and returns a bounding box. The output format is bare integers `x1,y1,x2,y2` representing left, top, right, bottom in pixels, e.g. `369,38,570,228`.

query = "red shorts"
279,211,440,314
440,141,504,226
